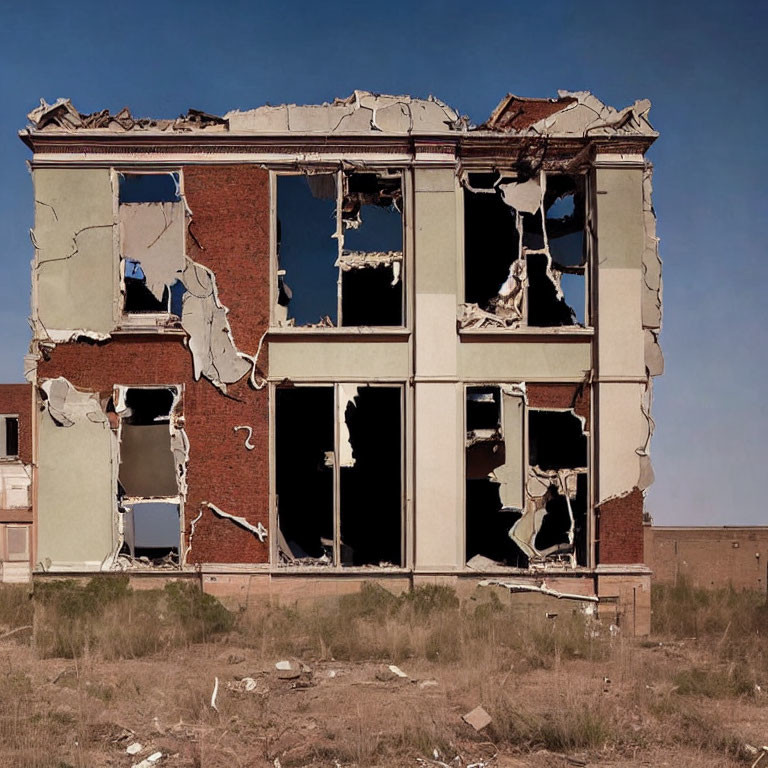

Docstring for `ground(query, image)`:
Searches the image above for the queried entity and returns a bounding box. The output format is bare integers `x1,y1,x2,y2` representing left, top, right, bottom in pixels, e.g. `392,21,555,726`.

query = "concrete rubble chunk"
462,705,492,732
132,753,162,768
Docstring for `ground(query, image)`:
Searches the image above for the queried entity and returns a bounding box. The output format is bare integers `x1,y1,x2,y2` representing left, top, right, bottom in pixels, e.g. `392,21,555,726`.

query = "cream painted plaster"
596,269,645,378
34,168,115,336
415,294,457,377
36,407,115,568
459,340,591,380
595,168,644,270
414,383,463,569
268,339,409,380
596,382,646,503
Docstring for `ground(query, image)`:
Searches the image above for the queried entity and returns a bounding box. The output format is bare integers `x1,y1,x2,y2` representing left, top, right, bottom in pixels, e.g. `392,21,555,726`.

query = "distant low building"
644,524,768,591
0,384,32,582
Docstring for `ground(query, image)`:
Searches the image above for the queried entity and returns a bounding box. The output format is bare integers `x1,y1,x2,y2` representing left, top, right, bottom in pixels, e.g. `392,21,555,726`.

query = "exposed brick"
597,487,644,564
526,382,590,431
0,383,32,464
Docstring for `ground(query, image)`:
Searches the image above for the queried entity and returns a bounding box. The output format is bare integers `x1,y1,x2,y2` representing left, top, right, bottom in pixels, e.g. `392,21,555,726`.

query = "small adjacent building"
19,90,662,633
0,384,32,582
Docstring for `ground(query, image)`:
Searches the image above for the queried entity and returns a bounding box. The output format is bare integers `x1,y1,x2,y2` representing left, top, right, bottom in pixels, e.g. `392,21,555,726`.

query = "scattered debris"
388,664,409,679
210,677,219,712
126,743,143,755
132,753,163,768
462,706,492,732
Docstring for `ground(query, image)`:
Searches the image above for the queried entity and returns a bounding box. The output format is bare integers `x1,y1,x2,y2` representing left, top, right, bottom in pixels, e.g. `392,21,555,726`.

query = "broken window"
113,386,184,564
275,170,403,328
460,172,587,329
0,416,19,458
275,384,403,567
118,172,186,321
465,386,588,569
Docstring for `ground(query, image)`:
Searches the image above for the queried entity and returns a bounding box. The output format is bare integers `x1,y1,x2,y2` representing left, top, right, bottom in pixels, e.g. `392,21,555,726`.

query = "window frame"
270,168,408,331
270,381,406,570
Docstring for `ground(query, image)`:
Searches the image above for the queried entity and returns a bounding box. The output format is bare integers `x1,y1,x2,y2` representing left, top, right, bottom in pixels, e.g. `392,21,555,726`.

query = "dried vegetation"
0,578,765,767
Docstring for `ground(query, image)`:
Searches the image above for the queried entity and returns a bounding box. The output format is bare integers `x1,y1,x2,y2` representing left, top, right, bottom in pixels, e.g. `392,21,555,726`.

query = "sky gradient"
1,0,766,525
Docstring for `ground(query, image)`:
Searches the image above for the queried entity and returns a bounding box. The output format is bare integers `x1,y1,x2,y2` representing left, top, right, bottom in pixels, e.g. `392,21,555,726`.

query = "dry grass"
0,577,764,766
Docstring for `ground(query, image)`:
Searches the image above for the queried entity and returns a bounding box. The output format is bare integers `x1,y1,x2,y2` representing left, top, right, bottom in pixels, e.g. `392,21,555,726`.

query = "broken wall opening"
461,172,587,329
466,386,589,569
115,386,183,564
276,384,402,567
118,172,186,319
275,170,403,328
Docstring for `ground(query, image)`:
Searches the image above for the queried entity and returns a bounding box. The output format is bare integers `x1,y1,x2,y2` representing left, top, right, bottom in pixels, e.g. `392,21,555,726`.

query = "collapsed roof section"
23,90,656,138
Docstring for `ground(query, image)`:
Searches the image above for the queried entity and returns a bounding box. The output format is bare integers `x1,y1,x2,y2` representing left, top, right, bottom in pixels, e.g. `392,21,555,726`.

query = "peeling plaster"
206,502,267,542
233,425,255,450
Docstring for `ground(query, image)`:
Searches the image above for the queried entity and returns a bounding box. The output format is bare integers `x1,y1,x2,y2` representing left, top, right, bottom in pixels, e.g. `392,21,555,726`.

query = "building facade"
20,90,662,633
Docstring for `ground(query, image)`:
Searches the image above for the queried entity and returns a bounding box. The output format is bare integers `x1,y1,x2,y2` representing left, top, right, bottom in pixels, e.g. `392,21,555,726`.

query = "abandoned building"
19,90,662,633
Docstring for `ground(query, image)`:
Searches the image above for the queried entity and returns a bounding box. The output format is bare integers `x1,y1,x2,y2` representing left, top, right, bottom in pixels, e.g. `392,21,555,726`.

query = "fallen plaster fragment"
210,677,219,712
479,579,598,603
467,554,502,571
132,753,162,768
233,425,255,450
458,302,518,329
126,743,143,756
206,502,267,542
462,706,492,732
388,665,409,679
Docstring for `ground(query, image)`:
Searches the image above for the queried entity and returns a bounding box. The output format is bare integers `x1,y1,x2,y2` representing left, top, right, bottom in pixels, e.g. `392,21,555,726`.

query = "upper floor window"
460,171,588,330
0,415,19,459
274,170,404,328
118,172,186,321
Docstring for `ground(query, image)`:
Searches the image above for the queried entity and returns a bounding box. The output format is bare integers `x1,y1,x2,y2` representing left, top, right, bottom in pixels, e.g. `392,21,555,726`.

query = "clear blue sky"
1,0,766,525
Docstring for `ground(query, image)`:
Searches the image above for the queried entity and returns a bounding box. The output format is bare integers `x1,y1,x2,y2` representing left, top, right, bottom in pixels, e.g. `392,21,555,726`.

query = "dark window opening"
464,187,520,310
529,410,587,470
275,387,335,561
3,417,19,457
466,480,528,568
341,266,402,327
526,253,576,327
340,387,402,566
466,386,501,432
119,173,180,203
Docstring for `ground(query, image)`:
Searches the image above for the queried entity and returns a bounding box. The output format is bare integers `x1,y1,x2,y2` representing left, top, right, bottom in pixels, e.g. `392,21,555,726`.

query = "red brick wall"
37,165,272,564
527,382,590,431
0,383,32,464
597,487,644,564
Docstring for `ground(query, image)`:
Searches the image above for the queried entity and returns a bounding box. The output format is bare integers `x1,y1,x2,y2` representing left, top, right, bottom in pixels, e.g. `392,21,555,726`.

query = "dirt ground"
1,632,765,768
